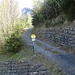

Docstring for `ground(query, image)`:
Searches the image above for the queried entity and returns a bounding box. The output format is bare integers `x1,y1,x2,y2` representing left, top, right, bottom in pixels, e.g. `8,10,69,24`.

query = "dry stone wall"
0,61,49,75
37,27,75,50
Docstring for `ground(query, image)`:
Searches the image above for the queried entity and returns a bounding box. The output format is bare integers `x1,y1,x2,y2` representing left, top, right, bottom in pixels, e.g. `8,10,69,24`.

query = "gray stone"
0,61,49,75
37,27,75,50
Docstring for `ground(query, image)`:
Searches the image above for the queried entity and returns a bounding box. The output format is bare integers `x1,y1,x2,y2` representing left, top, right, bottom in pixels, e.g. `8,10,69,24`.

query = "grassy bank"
0,42,65,75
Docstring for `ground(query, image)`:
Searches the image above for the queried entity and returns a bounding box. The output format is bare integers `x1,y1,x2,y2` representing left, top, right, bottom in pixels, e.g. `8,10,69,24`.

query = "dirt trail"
23,28,75,75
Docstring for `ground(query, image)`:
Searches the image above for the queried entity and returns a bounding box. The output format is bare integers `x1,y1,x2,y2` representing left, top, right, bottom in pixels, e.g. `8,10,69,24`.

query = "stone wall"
0,61,49,75
37,27,75,50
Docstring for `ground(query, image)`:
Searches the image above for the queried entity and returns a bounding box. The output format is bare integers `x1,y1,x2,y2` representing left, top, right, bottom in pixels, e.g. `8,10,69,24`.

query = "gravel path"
23,28,75,75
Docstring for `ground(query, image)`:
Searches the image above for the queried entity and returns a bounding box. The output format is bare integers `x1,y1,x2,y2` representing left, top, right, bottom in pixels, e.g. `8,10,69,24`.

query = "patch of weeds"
0,43,33,62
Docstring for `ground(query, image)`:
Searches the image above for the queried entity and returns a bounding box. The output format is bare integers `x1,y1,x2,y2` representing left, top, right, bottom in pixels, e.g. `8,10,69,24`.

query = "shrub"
5,32,23,52
5,17,25,53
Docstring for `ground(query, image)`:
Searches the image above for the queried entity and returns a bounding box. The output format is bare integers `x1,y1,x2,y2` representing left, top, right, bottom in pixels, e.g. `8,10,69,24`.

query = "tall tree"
0,0,19,49
32,0,61,26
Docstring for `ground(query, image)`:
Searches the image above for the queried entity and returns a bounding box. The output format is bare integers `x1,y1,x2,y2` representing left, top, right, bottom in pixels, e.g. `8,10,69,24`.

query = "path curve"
23,28,75,75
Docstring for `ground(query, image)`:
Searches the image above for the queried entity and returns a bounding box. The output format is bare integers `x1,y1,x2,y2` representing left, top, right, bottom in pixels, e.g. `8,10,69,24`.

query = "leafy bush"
5,17,25,53
5,32,23,52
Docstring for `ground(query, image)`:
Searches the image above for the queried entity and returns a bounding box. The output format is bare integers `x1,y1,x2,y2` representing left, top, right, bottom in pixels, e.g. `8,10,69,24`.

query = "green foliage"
60,0,73,14
5,33,22,52
33,0,75,27
32,13,44,26
67,2,75,21
0,0,19,52
32,0,61,27
25,14,32,27
5,17,25,53
60,0,75,21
